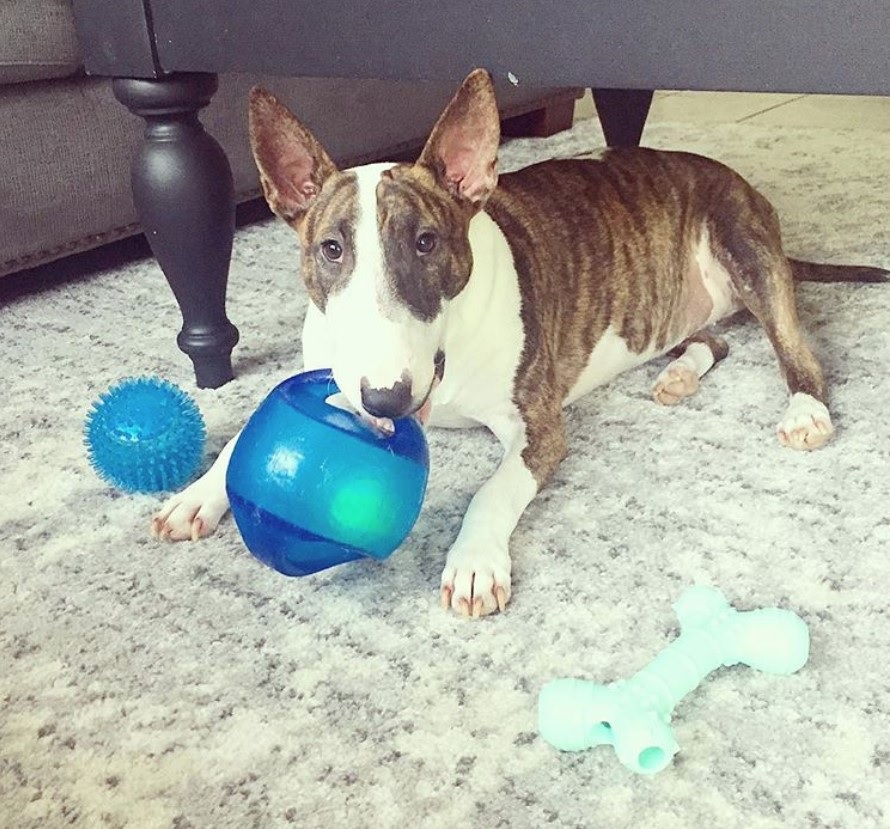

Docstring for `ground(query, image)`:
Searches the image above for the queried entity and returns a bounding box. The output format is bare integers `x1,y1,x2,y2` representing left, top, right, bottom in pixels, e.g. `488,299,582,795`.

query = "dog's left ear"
417,69,500,207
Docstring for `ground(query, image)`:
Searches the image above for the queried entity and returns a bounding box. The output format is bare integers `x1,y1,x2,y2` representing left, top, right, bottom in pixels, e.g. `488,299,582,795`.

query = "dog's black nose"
360,375,413,419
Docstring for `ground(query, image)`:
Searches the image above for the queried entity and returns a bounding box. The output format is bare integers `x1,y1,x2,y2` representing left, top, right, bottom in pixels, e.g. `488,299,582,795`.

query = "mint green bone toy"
538,586,809,775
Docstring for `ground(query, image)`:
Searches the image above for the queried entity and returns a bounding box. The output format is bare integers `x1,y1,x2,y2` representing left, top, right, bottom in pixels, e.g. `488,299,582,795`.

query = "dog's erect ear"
417,69,500,207
248,87,338,222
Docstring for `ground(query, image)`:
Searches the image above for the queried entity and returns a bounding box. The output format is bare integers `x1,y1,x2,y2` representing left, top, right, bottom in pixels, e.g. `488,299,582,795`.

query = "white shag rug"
2,113,889,829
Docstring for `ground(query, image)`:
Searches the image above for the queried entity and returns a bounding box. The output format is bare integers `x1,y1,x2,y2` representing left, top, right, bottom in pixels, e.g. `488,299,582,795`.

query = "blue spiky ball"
85,377,206,493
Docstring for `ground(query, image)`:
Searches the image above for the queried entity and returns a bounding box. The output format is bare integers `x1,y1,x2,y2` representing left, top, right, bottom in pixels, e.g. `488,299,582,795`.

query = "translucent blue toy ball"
226,369,429,577
85,377,206,493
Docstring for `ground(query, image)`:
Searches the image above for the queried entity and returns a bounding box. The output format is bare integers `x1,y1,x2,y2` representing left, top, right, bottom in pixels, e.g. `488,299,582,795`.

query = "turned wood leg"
113,72,240,389
591,88,655,147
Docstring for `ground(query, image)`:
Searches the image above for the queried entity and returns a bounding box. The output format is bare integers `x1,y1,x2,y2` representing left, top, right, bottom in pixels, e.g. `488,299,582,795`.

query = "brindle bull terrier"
152,70,887,617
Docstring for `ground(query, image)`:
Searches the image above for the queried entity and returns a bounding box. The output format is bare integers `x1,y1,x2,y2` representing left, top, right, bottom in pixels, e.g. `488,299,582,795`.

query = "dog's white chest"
427,211,527,428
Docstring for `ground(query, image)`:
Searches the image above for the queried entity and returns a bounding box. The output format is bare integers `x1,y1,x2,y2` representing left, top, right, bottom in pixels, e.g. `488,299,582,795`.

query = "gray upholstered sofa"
0,0,577,279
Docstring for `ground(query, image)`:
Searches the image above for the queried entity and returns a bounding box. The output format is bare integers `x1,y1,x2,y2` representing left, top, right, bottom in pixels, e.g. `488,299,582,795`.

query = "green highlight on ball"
329,476,394,539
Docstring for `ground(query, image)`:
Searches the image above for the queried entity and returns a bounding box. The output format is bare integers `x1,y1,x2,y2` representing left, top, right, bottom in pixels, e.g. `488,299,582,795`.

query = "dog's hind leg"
762,300,833,450
708,193,833,449
653,331,729,405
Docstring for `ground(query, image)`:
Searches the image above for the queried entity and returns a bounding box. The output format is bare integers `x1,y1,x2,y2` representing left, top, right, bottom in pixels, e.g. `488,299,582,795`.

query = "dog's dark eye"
415,231,437,255
320,239,343,263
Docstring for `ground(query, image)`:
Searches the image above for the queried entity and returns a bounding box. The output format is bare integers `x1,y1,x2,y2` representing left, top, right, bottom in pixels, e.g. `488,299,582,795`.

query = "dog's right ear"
248,87,338,222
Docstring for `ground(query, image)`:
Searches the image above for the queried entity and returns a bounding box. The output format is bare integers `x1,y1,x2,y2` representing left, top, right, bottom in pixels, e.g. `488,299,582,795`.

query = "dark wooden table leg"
591,88,655,147
113,72,239,389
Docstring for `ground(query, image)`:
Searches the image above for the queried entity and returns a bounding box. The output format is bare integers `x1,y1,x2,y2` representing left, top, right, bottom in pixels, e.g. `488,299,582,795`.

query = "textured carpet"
2,113,889,829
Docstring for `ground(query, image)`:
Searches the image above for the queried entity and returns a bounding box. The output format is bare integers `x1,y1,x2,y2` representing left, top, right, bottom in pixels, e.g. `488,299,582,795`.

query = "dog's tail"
790,258,890,283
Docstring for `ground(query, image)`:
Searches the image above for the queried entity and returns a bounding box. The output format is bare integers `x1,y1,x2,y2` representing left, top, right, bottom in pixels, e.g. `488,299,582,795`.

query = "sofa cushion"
0,0,81,84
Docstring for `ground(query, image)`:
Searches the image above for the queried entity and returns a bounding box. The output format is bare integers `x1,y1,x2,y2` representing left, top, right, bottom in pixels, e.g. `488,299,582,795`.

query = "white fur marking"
351,162,393,307
426,211,526,428
151,431,239,541
565,327,659,405
777,392,834,449
441,416,534,616
653,341,715,404
673,341,716,378
322,163,443,412
695,229,741,325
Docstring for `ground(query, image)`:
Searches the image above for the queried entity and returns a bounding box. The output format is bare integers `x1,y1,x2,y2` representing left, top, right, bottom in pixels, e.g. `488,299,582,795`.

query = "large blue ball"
226,369,429,577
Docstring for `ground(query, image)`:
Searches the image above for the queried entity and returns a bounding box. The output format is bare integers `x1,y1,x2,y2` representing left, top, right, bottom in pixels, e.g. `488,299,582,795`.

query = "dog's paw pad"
653,360,700,406
777,392,834,450
440,547,511,618
151,487,228,542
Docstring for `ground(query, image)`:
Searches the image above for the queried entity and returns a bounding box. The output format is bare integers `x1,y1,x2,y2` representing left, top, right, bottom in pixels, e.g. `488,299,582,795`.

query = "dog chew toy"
85,376,206,493
538,586,809,775
225,369,429,577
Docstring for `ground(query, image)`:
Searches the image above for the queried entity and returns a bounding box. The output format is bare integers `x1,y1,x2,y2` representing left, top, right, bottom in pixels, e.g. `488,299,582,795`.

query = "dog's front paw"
150,482,230,542
777,392,834,450
440,543,511,618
